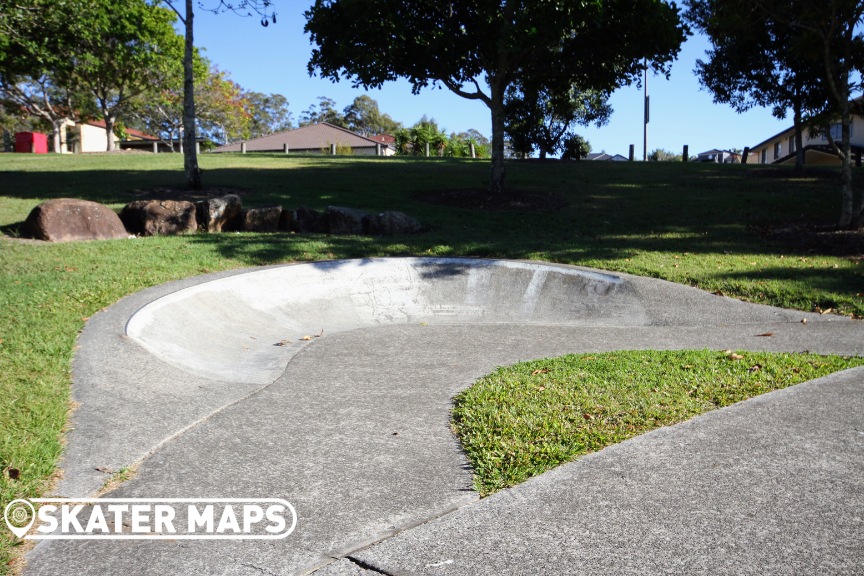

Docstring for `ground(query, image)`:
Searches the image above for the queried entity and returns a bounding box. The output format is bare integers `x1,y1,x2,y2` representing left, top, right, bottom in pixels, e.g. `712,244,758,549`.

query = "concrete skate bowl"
126,258,650,384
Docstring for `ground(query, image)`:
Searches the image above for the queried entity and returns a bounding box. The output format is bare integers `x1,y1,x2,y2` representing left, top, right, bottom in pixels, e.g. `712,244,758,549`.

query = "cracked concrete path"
21,258,864,575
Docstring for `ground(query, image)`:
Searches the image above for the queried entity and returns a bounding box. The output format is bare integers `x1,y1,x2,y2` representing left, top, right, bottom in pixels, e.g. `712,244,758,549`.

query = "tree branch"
442,77,491,107
159,0,186,24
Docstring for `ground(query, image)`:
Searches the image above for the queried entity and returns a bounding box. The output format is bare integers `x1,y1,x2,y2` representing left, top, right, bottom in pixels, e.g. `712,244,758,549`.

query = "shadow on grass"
3,155,859,272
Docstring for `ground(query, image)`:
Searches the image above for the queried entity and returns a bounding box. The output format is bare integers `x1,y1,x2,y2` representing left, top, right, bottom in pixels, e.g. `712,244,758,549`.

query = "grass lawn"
0,153,862,572
453,350,864,496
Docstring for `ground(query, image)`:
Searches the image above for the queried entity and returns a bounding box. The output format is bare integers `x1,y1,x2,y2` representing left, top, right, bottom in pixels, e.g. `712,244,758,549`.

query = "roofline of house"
83,120,159,141
748,125,797,152
747,97,864,152
221,122,384,149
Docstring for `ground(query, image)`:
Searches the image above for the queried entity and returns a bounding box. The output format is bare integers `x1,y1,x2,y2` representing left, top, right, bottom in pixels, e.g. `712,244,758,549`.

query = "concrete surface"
23,258,864,575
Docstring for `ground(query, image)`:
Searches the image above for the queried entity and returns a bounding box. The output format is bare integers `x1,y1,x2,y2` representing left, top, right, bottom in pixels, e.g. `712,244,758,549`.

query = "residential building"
746,116,864,166
696,149,740,163
585,152,629,161
214,123,396,156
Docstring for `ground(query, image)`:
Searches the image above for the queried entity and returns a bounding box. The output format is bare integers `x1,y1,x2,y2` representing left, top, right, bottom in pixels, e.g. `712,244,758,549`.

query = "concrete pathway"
22,259,864,575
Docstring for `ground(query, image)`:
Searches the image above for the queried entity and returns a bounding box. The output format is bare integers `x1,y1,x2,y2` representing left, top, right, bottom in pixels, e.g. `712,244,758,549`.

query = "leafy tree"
685,0,826,170
395,117,448,156
305,0,687,194
127,50,208,151
688,0,864,228
447,129,490,158
342,94,400,135
0,0,91,152
244,91,293,138
197,70,251,144
299,96,346,126
647,148,682,162
505,82,611,159
560,134,591,161
159,0,276,189
128,58,253,150
72,0,184,152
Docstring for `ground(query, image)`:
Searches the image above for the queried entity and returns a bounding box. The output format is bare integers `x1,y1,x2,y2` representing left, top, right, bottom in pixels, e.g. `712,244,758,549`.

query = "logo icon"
4,499,36,538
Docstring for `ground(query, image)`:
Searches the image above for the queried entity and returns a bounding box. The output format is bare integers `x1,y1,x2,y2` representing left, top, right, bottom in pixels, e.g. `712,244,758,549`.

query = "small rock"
292,206,326,233
368,211,422,235
120,200,197,236
326,206,370,235
197,195,243,232
242,206,282,232
24,198,128,242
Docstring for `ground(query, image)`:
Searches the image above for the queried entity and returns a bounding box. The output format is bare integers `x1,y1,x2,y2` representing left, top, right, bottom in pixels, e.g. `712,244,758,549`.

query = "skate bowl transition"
27,257,864,575
126,258,641,384
124,257,813,385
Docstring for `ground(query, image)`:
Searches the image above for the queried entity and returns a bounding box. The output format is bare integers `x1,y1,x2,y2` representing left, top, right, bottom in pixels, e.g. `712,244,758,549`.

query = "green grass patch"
0,154,862,571
452,350,864,496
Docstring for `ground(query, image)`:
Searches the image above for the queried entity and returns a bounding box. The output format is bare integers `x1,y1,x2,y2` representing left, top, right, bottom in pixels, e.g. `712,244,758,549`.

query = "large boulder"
326,206,370,235
292,206,327,233
197,195,243,232
24,198,128,242
242,206,282,232
120,200,197,236
368,211,422,235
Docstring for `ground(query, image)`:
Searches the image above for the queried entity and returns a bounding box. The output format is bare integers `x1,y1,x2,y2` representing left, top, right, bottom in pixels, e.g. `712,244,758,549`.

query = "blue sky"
191,3,792,157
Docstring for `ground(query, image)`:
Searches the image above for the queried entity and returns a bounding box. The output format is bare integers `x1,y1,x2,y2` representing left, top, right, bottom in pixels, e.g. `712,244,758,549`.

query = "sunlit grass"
0,154,862,572
453,350,864,496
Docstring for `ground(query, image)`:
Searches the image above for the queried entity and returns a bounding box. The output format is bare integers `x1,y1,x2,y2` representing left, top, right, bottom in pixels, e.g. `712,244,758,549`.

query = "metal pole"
643,63,649,162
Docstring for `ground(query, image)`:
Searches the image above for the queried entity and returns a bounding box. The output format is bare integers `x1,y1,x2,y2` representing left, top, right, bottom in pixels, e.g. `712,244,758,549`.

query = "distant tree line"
2,0,599,166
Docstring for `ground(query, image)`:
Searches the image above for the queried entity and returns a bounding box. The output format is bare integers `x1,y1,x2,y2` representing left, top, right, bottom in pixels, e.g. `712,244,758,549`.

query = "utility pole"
643,63,649,162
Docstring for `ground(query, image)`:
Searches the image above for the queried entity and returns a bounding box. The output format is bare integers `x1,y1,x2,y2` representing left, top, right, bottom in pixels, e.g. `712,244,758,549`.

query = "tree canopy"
74,0,183,152
306,0,687,193
0,0,94,151
505,82,611,159
342,95,400,136
686,0,864,228
685,0,826,169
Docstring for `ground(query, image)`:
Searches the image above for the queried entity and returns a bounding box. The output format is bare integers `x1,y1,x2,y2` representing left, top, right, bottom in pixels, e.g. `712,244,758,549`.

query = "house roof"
747,98,862,151
369,134,395,144
697,149,731,156
586,152,628,161
213,123,383,153
86,120,158,141
748,125,797,151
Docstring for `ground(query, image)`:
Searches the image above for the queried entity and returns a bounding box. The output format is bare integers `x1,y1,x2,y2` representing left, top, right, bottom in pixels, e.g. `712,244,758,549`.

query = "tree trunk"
51,122,62,154
489,78,506,195
105,115,116,152
182,0,202,190
838,102,854,229
854,191,864,229
793,96,804,170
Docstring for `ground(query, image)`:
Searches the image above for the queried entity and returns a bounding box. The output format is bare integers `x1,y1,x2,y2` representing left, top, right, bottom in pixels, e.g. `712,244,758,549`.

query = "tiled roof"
369,134,395,144
86,120,158,141
213,123,381,153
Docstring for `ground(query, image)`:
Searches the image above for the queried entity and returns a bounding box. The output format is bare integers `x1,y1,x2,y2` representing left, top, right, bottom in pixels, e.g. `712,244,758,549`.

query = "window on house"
788,135,796,154
761,149,767,164
826,123,853,141
773,142,781,159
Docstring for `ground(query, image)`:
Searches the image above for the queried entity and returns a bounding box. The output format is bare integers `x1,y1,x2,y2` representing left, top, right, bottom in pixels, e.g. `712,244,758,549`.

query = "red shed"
15,132,49,154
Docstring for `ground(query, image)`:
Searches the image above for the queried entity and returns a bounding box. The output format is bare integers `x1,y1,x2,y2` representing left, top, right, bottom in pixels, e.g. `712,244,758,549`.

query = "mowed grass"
0,153,862,571
453,350,864,496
